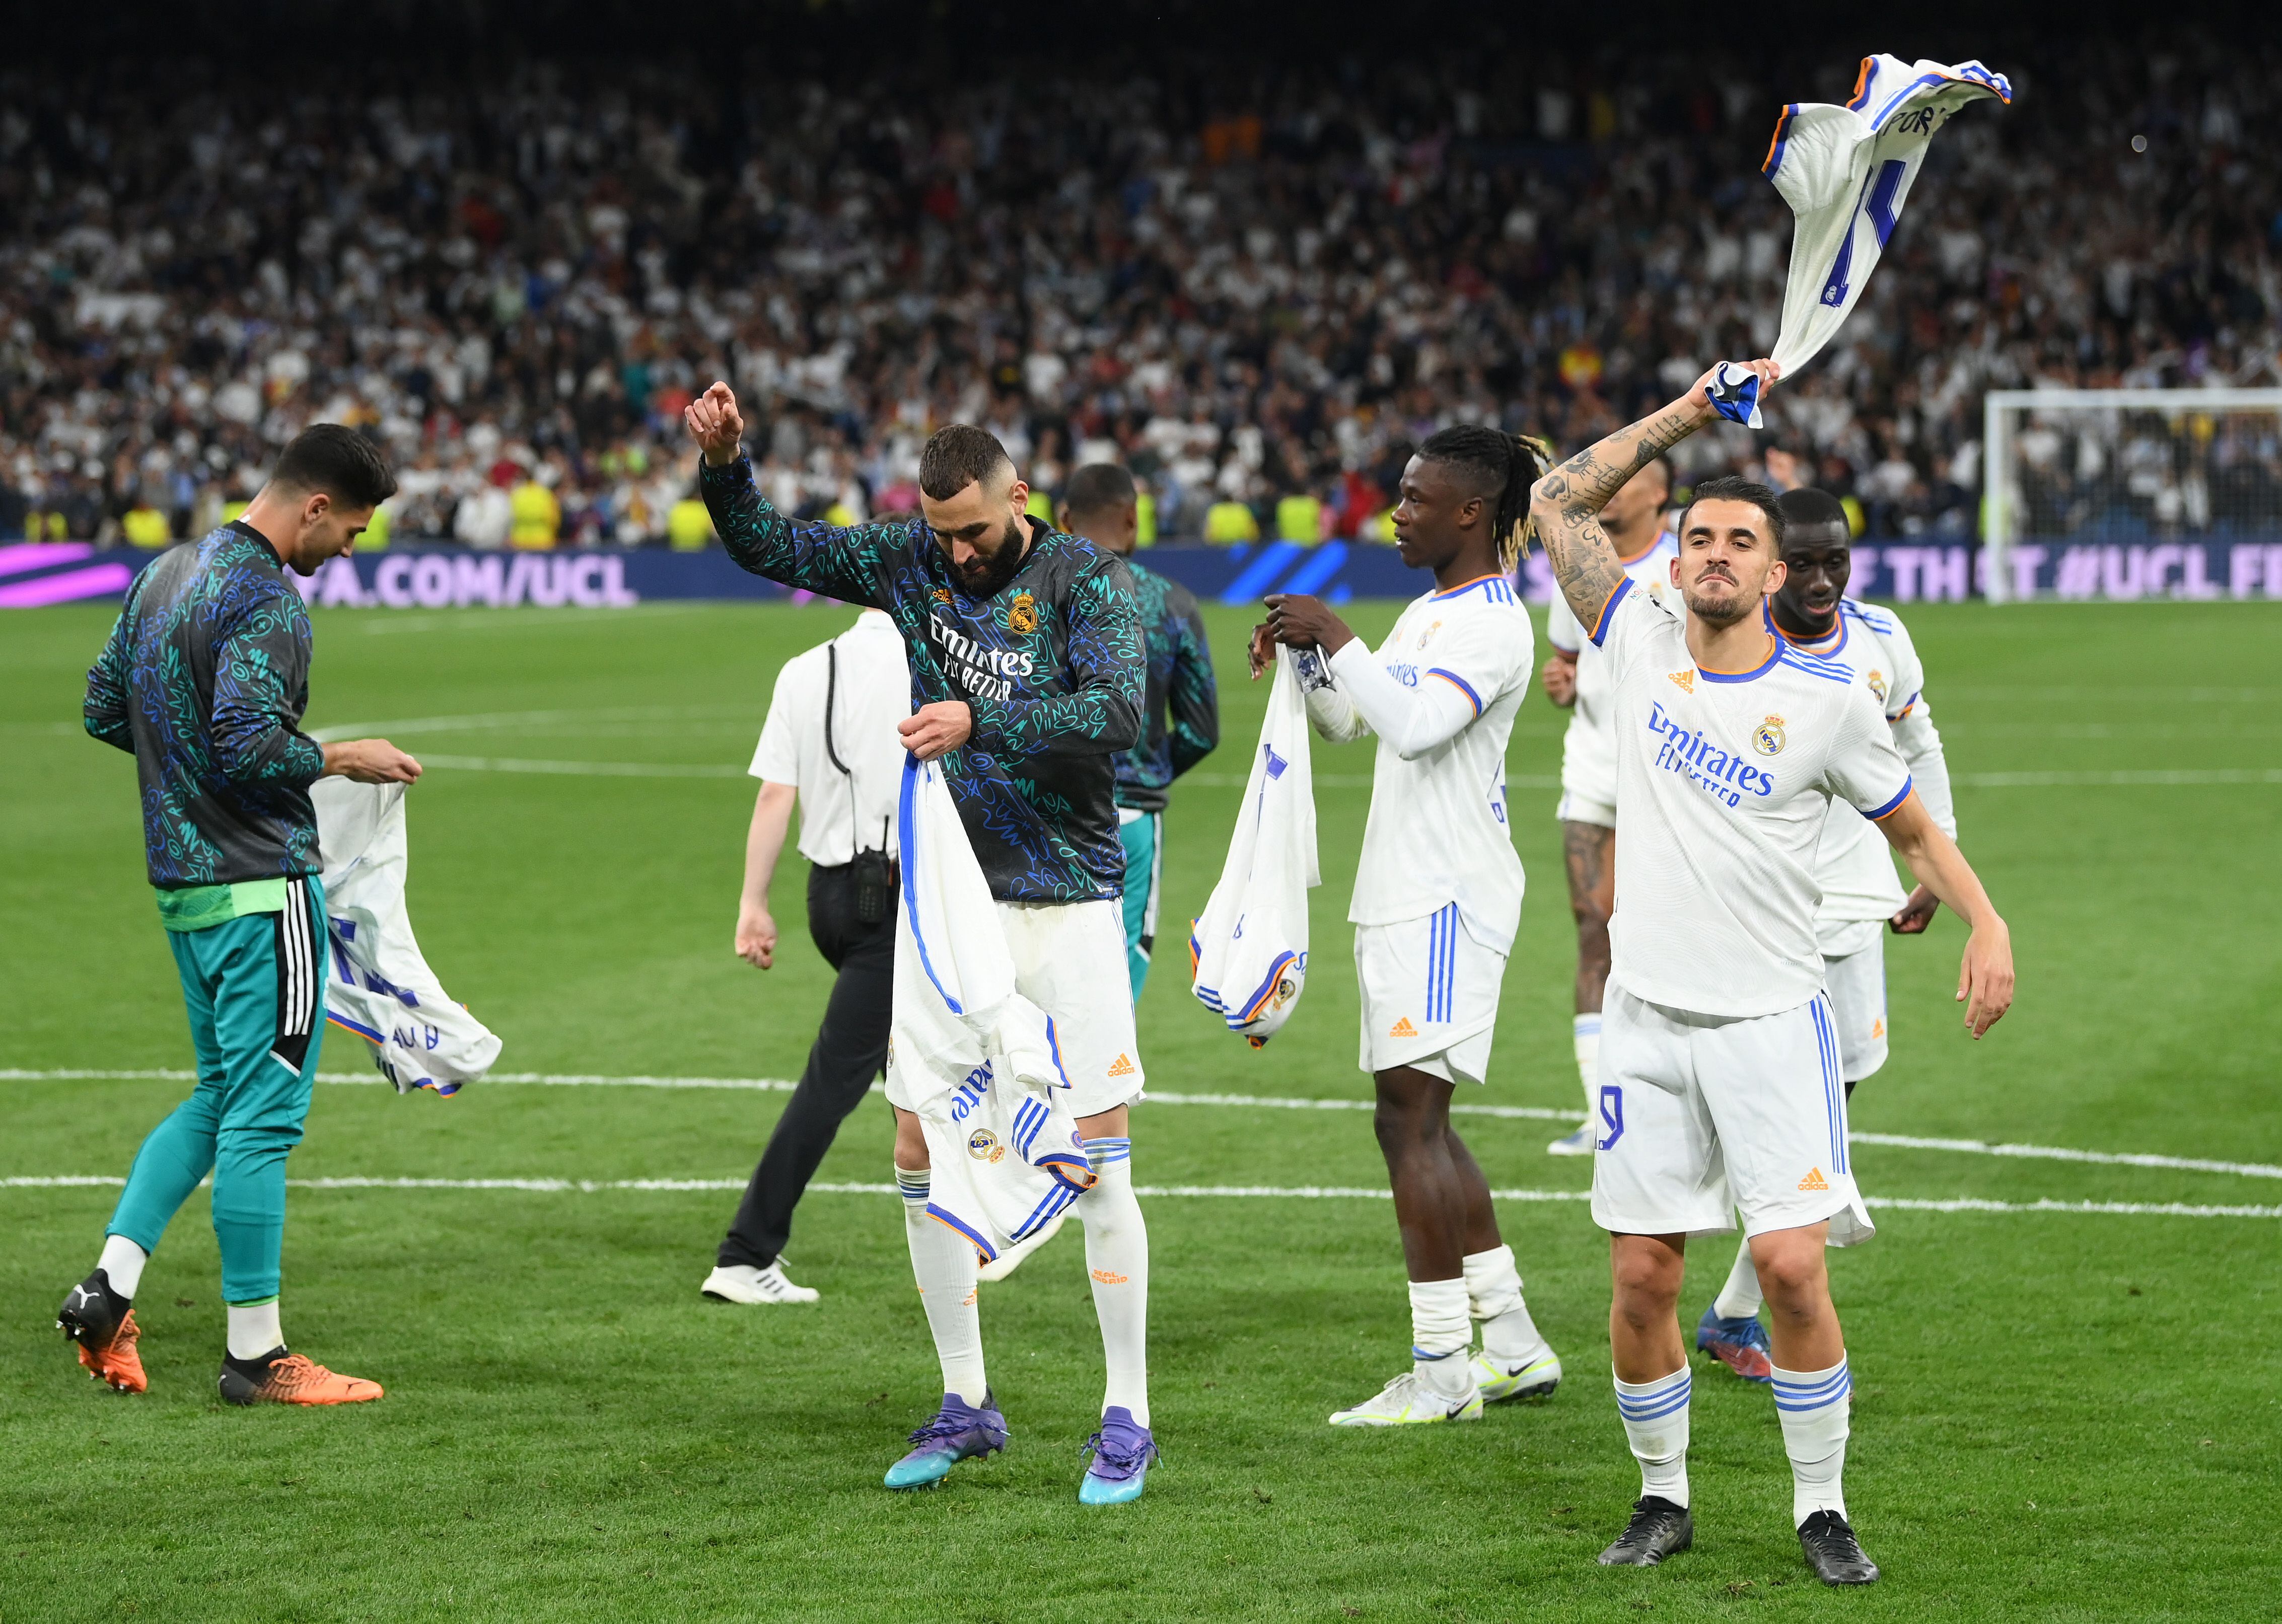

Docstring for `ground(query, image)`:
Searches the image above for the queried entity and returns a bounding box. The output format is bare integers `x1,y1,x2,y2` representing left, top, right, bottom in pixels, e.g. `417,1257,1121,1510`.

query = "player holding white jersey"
1695,487,1958,1381
1529,361,2014,1587
1540,459,1678,1155
1257,425,1563,1429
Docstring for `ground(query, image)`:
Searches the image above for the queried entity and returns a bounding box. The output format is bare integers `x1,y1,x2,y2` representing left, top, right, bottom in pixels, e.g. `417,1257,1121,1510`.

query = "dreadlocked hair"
1416,426,1558,571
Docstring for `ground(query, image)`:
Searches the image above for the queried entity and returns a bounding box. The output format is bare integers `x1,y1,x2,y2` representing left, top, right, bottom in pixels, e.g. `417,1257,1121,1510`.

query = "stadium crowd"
2,36,2277,549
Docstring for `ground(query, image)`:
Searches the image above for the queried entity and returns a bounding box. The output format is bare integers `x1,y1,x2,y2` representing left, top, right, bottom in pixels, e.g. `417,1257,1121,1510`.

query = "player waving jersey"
1529,360,2013,1588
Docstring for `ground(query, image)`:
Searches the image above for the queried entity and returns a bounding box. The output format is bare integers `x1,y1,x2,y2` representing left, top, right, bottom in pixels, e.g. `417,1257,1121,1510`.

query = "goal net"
1982,388,2282,603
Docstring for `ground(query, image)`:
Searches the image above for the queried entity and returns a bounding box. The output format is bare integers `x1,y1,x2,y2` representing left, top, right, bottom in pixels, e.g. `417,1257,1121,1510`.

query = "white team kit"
1304,573,1534,1084
1779,598,1957,1083
1581,576,1914,1245
1544,531,1679,828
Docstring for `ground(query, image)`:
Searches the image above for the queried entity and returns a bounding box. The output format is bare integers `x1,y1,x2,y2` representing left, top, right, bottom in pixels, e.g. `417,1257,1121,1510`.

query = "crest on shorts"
968,1128,1005,1164
1753,715,1787,756
1006,590,1038,634
1867,669,1888,703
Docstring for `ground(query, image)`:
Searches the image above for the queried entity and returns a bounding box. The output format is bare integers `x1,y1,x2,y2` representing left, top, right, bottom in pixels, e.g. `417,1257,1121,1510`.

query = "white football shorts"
1354,904,1505,1084
1590,981,1874,1246
1554,724,1618,829
885,896,1144,1120
1816,923,1889,1086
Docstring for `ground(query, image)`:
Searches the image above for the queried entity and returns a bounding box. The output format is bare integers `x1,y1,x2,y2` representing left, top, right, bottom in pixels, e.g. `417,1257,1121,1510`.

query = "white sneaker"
700,1262,820,1305
977,1210,1067,1283
1473,1344,1563,1401
1328,1369,1483,1427
1546,1124,1597,1156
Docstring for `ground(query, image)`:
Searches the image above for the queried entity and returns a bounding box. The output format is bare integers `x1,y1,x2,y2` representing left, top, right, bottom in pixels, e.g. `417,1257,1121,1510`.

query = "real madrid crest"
968,1128,1005,1164
1006,590,1038,634
1753,715,1788,756
1867,669,1888,703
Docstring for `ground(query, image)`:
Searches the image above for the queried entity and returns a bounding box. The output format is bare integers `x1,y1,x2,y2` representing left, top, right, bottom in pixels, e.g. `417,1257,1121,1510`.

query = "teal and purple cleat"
882,1392,1009,1490
1077,1406,1157,1505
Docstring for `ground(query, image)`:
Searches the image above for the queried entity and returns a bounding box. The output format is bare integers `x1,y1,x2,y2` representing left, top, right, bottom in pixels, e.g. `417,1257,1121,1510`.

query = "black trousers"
717,861,894,1270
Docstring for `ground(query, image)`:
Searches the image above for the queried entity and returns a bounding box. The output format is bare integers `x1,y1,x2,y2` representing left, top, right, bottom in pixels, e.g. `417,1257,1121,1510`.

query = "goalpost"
1981,388,2282,603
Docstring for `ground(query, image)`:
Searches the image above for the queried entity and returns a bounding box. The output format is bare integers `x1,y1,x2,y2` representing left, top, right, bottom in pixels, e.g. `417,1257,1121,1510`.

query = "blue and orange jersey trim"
1586,575,1633,647
1864,777,1914,821
1428,668,1483,715
1430,573,1518,604
1698,634,1781,684
1763,103,1803,176
1845,56,1877,111
926,1203,999,1264
1774,614,1846,657
1235,949,1300,1024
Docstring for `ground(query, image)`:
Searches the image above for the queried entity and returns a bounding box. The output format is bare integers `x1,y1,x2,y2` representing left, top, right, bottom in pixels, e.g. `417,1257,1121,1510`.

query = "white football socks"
897,1164,987,1407
1771,1357,1852,1525
1574,1012,1603,1129
1461,1244,1548,1362
1714,1233,1765,1319
1080,1138,1150,1426
98,1234,148,1301
1613,1366,1692,1507
226,1298,282,1359
1408,1277,1473,1399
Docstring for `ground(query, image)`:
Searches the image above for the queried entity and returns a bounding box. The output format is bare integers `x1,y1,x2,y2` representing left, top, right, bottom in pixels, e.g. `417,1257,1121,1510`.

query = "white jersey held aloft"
887,754,1096,1263
1306,573,1533,953
1710,54,2012,427
1589,578,1913,1018
312,779,504,1095
1190,647,1319,1046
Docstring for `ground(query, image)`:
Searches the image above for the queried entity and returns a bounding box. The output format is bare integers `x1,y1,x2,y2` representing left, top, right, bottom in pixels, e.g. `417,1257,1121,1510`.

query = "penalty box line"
3,1174,2279,1220
9,1067,2282,1184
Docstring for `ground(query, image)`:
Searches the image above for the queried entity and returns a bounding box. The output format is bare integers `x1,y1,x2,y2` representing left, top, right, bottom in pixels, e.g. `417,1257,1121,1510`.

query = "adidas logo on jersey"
1798,1167,1830,1192
1106,1053,1136,1078
1668,670,1695,692
1871,1017,1886,1039
1388,1017,1417,1038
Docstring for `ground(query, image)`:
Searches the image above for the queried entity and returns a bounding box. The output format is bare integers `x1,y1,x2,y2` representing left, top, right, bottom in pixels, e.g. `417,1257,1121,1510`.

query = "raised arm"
967,559,1143,761
686,381,896,605
1529,359,1779,630
1875,791,2014,1038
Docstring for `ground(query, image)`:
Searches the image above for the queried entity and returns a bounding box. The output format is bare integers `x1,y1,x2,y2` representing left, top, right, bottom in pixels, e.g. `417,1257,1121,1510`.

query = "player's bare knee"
1750,1236,1827,1311
1608,1241,1683,1318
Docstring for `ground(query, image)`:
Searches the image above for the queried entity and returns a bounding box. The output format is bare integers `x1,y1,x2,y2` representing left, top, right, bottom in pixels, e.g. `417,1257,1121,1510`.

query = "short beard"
952,515,1029,598
1682,582,1759,628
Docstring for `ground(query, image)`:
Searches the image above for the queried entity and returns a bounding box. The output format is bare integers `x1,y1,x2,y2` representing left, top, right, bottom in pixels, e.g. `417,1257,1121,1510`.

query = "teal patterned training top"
700,455,1144,904
84,522,327,887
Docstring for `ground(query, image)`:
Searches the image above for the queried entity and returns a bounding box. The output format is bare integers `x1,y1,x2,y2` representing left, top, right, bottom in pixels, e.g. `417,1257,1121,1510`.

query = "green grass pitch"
3,593,2279,1621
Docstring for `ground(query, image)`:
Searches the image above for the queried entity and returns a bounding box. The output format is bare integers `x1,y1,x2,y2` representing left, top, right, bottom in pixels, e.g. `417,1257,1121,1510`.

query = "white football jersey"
1307,573,1534,953
1776,598,1957,927
1545,531,1679,805
1589,577,1912,1018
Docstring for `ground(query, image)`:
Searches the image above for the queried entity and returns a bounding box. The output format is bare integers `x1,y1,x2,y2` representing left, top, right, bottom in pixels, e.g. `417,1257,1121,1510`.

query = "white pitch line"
1955,768,2282,788
3,1175,2275,1219
10,1068,2278,1181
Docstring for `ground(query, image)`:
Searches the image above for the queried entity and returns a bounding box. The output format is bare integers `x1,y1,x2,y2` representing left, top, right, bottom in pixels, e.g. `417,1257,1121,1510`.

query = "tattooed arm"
1528,358,1779,630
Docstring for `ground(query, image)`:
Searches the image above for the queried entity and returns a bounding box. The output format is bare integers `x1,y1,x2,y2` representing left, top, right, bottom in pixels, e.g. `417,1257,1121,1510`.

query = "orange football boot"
57,1274,148,1394
219,1351,385,1406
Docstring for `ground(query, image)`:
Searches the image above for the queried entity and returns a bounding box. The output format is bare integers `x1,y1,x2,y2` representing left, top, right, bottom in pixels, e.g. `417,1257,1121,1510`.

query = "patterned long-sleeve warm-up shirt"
700,455,1143,903
1112,558,1219,813
84,521,327,887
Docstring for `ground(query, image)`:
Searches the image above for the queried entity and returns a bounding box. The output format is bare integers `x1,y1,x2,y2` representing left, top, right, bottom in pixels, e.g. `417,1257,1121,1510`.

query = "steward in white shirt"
1529,358,2014,1585
702,608,910,1307
1256,425,1564,1432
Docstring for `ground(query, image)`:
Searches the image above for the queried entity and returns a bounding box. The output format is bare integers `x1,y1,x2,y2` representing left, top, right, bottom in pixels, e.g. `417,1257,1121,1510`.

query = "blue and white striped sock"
1771,1357,1851,1525
1613,1365,1692,1507
896,1165,931,1211
896,1162,986,1407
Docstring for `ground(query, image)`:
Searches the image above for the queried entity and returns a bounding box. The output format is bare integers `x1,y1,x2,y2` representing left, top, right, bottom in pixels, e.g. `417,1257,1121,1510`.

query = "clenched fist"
685,381,746,466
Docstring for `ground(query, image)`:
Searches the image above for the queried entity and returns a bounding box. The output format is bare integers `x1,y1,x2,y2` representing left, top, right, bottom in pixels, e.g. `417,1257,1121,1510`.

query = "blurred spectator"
668,485,716,552
510,466,561,549
122,497,170,550
1204,498,1261,545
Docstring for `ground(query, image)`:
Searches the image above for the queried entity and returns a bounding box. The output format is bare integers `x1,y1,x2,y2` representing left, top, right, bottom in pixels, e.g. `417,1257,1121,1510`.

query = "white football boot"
1328,1369,1484,1427
700,1261,820,1305
1472,1341,1563,1401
